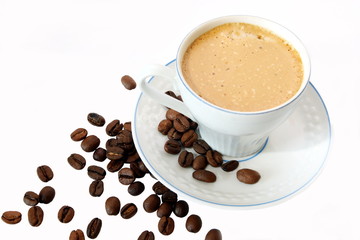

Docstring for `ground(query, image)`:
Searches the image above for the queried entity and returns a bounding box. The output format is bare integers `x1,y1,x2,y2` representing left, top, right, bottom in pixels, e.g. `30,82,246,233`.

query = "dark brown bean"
28,206,43,227
107,159,125,172
106,145,125,161
193,139,211,154
128,181,145,196
193,170,216,183
86,217,102,239
69,229,85,240
173,200,189,218
120,203,137,219
58,205,75,223
138,230,155,240
166,109,180,121
125,151,141,163
121,75,137,90
221,160,239,172
236,168,261,184
106,119,123,136
123,121,132,131
167,128,182,140
70,128,88,141
93,148,107,162
152,181,169,195
178,150,194,168
89,180,104,197
186,214,202,233
165,90,177,99
181,129,198,147
87,113,106,127
173,115,190,132
81,135,100,152
39,186,55,204
206,150,223,167
36,165,53,182
158,119,173,135
105,196,121,216
68,153,86,170
130,161,146,178
157,202,173,218
116,129,134,151
158,216,175,235
2,211,22,224
143,194,161,213
192,155,208,170
23,191,39,206
161,190,177,204
87,165,106,180
205,229,222,240
164,139,182,154
118,168,135,185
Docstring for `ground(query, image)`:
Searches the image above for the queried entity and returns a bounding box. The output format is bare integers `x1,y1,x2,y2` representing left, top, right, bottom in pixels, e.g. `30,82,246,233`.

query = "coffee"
181,22,303,112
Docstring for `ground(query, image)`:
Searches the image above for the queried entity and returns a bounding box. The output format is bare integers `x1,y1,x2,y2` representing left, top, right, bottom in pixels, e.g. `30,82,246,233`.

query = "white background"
0,0,359,239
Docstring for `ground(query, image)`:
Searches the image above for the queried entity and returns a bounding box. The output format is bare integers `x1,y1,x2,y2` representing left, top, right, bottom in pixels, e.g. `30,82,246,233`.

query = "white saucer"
133,60,331,209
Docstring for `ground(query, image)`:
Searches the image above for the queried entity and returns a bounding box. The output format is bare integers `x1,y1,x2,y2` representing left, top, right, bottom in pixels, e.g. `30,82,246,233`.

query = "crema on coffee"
181,22,303,112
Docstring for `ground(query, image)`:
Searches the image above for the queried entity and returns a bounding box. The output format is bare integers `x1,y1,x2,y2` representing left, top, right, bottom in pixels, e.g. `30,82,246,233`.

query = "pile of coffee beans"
158,90,261,185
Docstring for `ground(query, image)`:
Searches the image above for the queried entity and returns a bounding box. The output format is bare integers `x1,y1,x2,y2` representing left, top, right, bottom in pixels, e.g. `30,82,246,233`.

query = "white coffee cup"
139,15,310,157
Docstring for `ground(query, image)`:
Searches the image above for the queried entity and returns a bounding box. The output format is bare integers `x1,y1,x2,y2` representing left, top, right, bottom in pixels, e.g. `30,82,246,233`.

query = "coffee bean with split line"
86,217,102,239
158,119,173,135
87,113,105,127
58,205,75,223
81,135,100,152
118,168,135,185
221,160,239,172
206,150,223,167
173,115,190,132
28,206,44,227
68,153,86,170
89,180,104,197
2,211,22,224
120,203,137,219
158,216,175,235
23,191,39,206
106,119,123,136
193,170,216,183
138,230,155,240
36,165,53,182
181,129,198,147
69,229,85,240
70,128,88,141
87,165,106,180
178,150,194,168
193,139,211,154
164,139,181,154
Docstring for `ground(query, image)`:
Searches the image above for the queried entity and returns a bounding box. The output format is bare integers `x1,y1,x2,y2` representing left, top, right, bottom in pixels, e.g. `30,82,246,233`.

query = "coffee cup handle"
139,64,194,120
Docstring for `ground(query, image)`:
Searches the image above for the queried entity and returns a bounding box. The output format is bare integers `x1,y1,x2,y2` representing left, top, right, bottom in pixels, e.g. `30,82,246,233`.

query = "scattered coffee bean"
166,109,180,121
36,165,53,182
186,214,202,233
193,139,211,154
123,121,132,131
69,229,85,240
105,196,121,216
205,229,222,240
68,153,86,170
116,129,134,151
178,150,194,168
138,230,155,240
181,129,198,147
221,160,239,172
39,186,55,204
193,170,217,183
152,181,169,195
173,200,189,218
70,128,88,141
128,181,145,196
236,168,261,184
121,75,137,90
192,155,208,170
164,139,182,154
107,159,125,172
28,206,44,227
2,211,22,224
81,135,100,152
106,145,125,161
157,202,173,218
173,114,190,133
161,190,178,204
158,119,173,135
118,168,135,185
206,150,223,167
167,128,182,140
87,217,102,239
87,113,106,127
120,203,137,219
89,180,104,197
106,119,123,136
130,161,146,178
58,205,75,223
143,194,161,213
93,147,107,162
23,191,39,206
87,165,106,180
158,216,175,235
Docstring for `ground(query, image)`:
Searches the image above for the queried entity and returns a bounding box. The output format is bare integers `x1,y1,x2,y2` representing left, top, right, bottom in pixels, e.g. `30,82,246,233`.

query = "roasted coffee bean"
123,121,132,131
221,160,239,172
167,128,182,140
186,214,202,233
23,191,39,206
166,109,180,121
105,196,121,216
136,160,150,173
2,211,22,224
138,230,155,240
107,159,125,172
121,75,137,90
81,135,100,152
36,165,53,182
181,129,198,147
178,150,194,168
106,119,123,136
236,168,261,184
193,170,216,183
58,205,75,223
105,138,118,149
87,217,102,239
87,165,106,180
143,194,161,213
205,229,222,240
116,129,134,150
165,90,177,99
28,206,43,227
93,148,107,162
130,161,146,178
189,120,198,130
89,180,104,197
118,168,135,185
39,186,55,204
193,139,211,154
173,114,190,132
157,202,173,218
106,145,125,161
128,181,145,196
164,139,182,154
69,229,85,240
158,119,173,135
173,200,189,218
120,203,137,219
87,113,106,127
70,128,88,141
152,181,169,195
192,155,208,170
161,190,177,204
158,216,175,235
68,153,86,170
206,150,223,167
